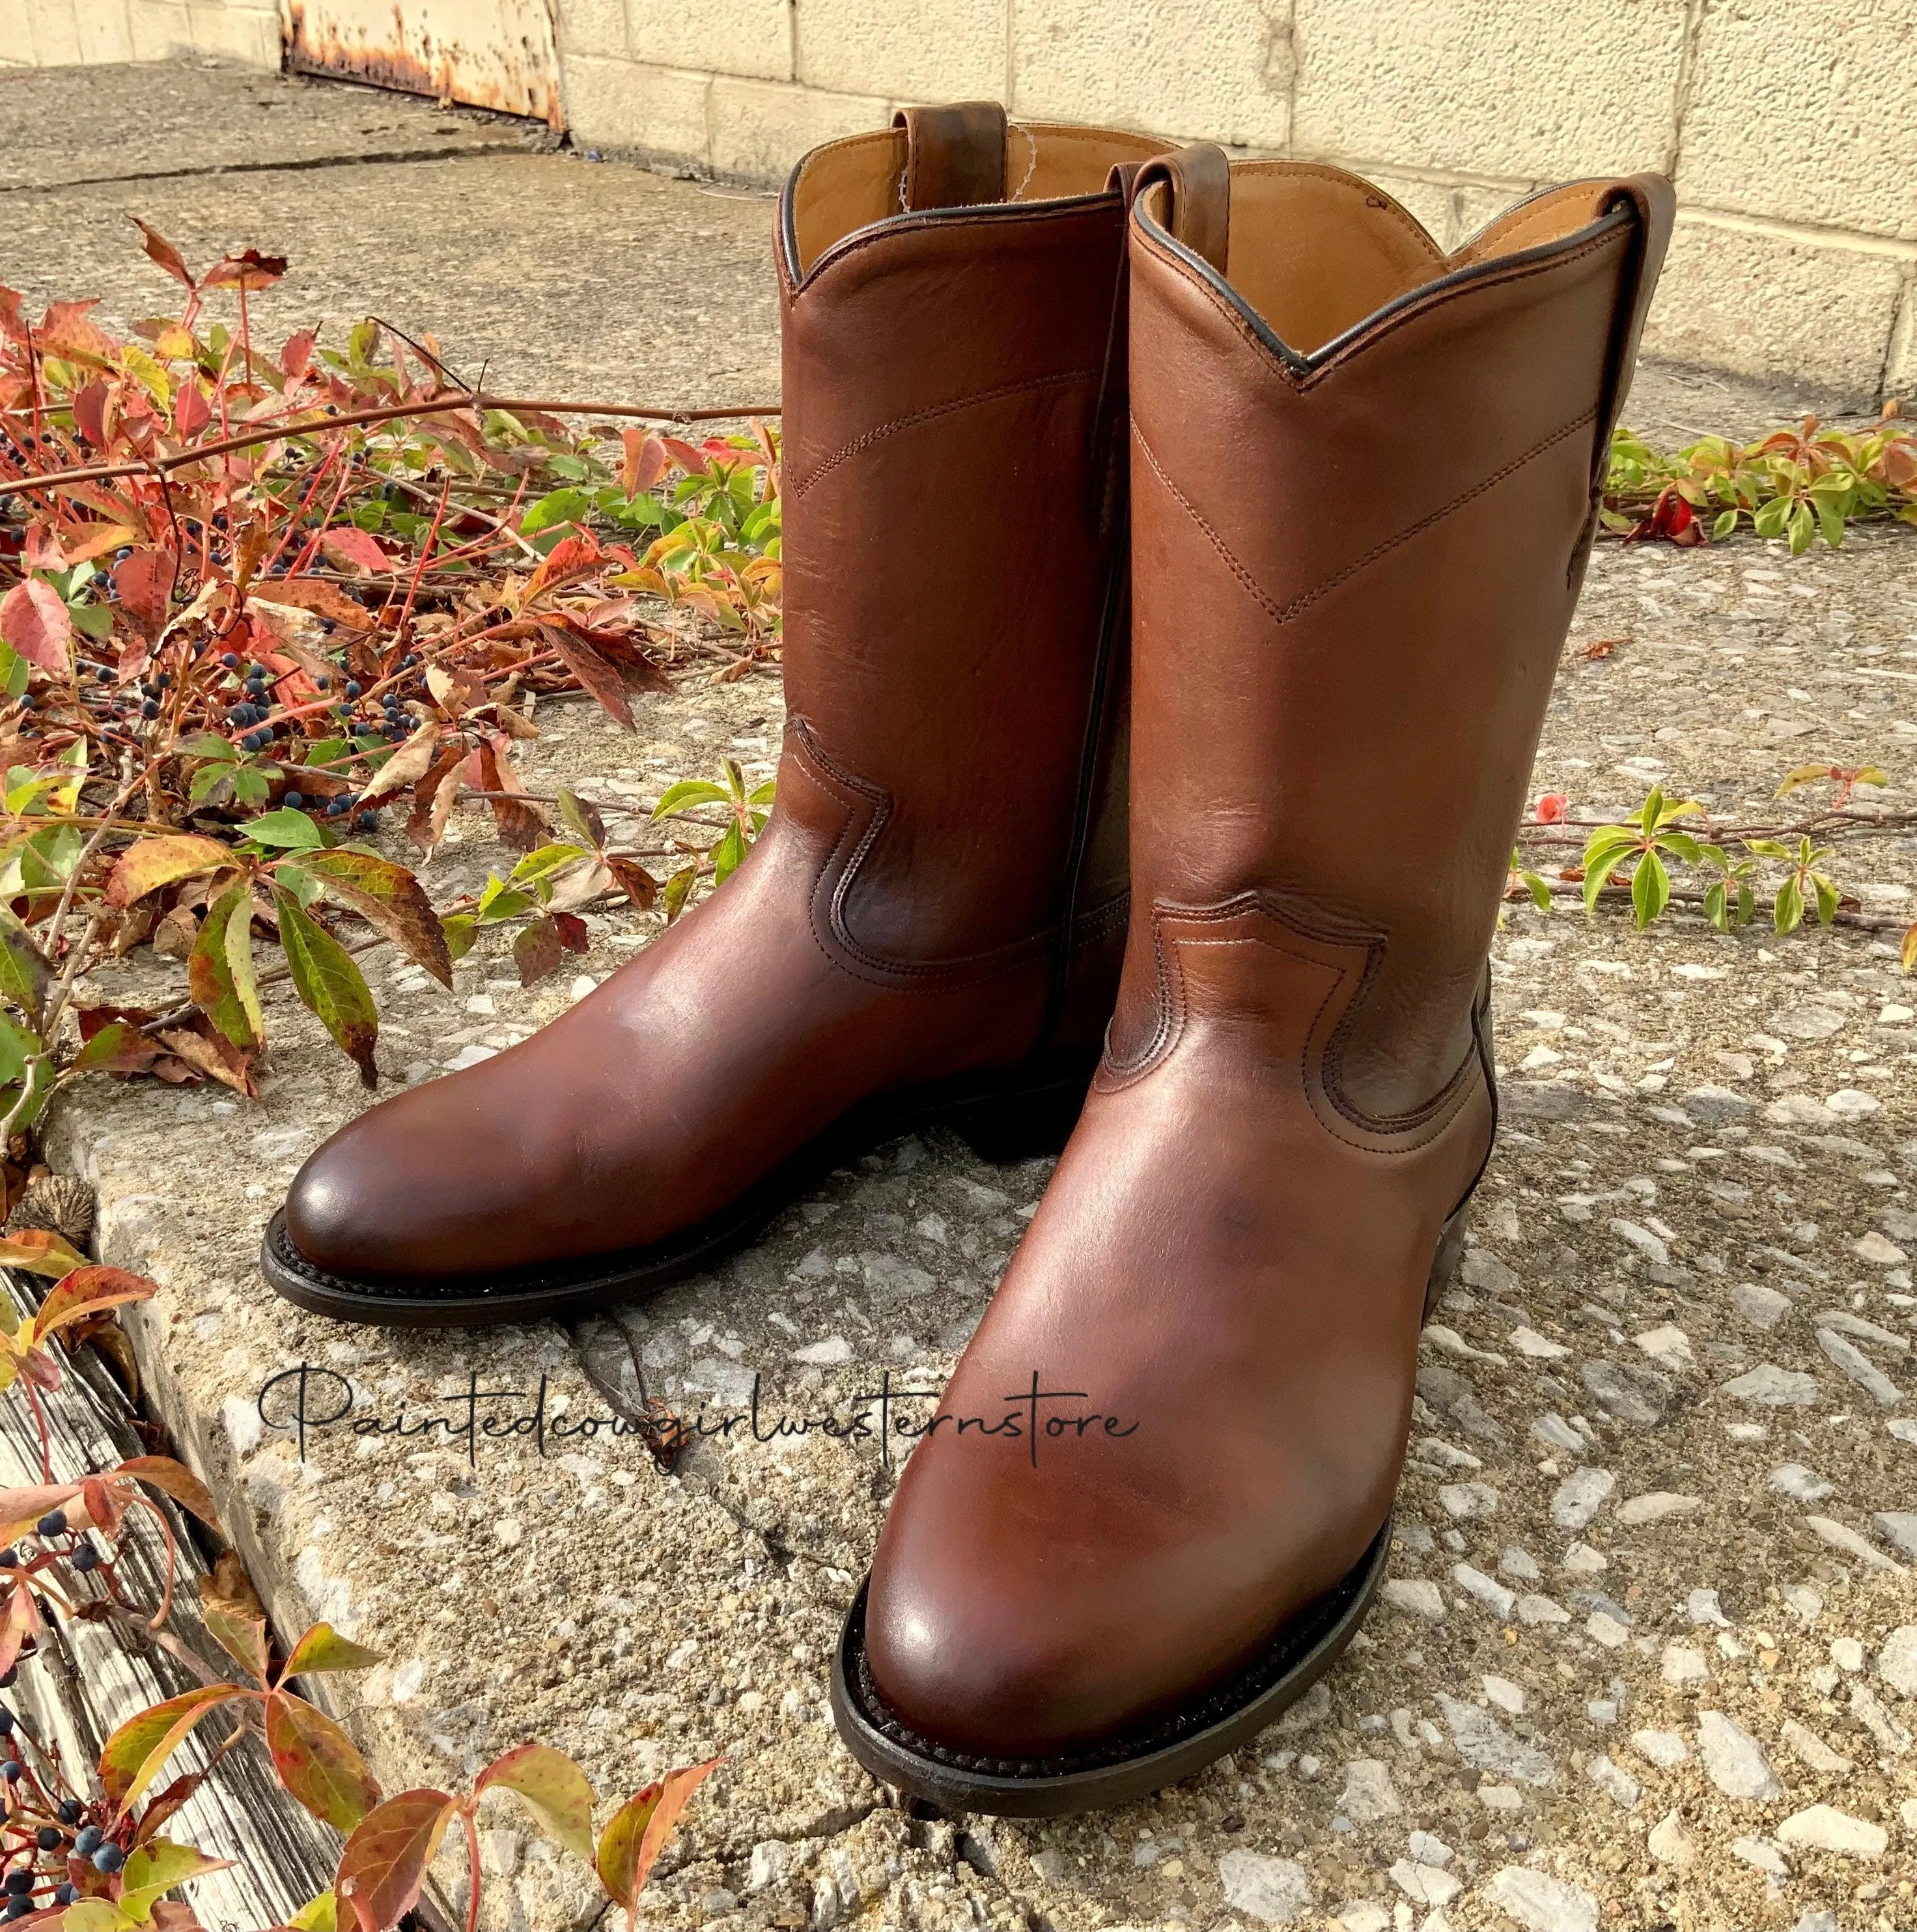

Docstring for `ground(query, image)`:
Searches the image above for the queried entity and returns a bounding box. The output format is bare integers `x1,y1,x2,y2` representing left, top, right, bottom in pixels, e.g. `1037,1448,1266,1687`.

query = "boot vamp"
864,1024,1486,1761
283,817,1039,1283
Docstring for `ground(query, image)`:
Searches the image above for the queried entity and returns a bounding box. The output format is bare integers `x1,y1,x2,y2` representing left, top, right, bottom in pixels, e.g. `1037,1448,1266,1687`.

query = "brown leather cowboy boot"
833,147,1672,1813
261,105,1168,1326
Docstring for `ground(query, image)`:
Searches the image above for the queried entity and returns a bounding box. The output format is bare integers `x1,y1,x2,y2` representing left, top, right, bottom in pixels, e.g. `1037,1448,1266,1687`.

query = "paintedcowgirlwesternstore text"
255,1364,1139,1469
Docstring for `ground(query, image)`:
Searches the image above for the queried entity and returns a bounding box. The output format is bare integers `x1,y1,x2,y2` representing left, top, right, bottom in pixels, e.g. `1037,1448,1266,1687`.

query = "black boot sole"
259,1057,1095,1329
826,1194,1474,1816
830,1519,1392,1817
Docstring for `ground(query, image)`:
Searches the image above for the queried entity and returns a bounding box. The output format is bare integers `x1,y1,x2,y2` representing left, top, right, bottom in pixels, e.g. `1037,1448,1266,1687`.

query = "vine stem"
462,1803,483,1932
0,393,783,497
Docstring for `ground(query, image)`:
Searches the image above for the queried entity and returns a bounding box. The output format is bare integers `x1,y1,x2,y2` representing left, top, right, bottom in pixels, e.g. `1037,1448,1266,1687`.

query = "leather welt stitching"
789,367,1097,500
1133,403,1599,631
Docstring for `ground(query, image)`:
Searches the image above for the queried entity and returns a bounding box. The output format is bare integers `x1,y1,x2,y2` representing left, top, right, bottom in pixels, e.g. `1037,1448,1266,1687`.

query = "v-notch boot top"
834,148,1672,1815
262,105,1167,1327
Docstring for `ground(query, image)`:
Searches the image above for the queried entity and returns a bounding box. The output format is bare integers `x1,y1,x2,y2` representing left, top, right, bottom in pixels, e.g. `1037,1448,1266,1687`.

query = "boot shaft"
775,111,1162,990
1121,155,1670,1119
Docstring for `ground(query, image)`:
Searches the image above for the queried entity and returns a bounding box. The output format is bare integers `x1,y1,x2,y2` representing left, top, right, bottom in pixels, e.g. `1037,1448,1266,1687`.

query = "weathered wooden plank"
0,1270,342,1932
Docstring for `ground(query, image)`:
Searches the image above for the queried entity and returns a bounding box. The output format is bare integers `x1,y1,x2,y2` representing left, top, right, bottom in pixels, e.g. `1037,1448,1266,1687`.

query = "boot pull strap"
1135,144,1231,274
1590,174,1675,491
892,103,1008,212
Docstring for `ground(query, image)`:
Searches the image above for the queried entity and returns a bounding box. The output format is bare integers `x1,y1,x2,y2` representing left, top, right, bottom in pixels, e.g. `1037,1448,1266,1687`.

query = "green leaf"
245,807,326,851
116,1838,234,1925
188,886,261,1050
1704,879,1728,932
1580,825,1639,867
520,486,593,537
440,913,477,961
1656,830,1703,865
285,1890,339,1932
1582,844,1634,912
302,850,452,987
231,766,272,805
1774,873,1804,935
1711,508,1739,539
281,1623,382,1679
662,865,697,922
188,761,236,804
1630,848,1670,928
1752,497,1790,539
0,909,52,1021
475,1743,596,1862
596,1760,720,1914
70,1020,130,1073
1787,499,1814,555
651,779,730,820
507,842,589,890
710,819,747,886
272,887,379,1087
98,1685,247,1810
1812,873,1839,925
1743,837,1793,861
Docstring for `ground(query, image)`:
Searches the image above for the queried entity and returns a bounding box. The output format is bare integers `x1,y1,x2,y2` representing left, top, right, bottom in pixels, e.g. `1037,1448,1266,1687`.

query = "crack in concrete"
0,141,537,199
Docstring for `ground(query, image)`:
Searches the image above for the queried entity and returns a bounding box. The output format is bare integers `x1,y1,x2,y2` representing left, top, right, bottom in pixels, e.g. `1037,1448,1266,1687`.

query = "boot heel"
946,1072,1091,1165
1423,1200,1472,1324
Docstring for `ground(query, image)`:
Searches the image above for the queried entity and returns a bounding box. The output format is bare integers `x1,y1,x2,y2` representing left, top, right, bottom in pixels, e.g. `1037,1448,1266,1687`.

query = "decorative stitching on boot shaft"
789,367,1096,500
1097,893,1486,1153
1132,403,1598,634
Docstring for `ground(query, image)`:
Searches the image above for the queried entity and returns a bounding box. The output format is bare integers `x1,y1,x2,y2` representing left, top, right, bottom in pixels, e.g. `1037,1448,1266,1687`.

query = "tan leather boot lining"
1158,164,1632,358
789,123,1169,275
1162,163,1445,356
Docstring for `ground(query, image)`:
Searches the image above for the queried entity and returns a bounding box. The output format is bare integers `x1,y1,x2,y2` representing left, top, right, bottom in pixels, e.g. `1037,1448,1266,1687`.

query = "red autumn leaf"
660,436,708,477
174,380,212,440
472,737,549,852
596,1759,721,1915
30,1265,158,1348
553,912,589,954
539,621,634,730
0,578,72,675
72,378,111,447
0,1583,41,1684
279,328,317,379
320,527,393,575
23,524,68,572
264,1687,381,1831
36,298,115,363
620,429,670,496
130,219,195,290
511,916,563,988
201,249,288,293
1534,792,1569,824
115,1454,221,1531
114,548,178,639
605,856,657,910
335,1788,458,1932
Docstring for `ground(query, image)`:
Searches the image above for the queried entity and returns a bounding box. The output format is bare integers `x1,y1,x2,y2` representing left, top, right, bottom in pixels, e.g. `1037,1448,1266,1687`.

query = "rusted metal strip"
283,0,565,130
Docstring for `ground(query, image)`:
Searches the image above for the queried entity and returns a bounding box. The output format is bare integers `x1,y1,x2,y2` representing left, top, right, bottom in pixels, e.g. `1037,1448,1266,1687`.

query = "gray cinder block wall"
6,0,1913,407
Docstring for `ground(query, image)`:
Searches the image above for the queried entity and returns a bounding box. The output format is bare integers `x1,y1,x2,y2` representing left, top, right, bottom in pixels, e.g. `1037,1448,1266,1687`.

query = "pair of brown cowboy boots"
261,104,1671,1816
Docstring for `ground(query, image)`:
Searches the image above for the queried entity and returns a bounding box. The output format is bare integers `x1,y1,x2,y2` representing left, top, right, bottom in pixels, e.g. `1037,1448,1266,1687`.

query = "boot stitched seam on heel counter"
1132,404,1598,634
788,367,1097,500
